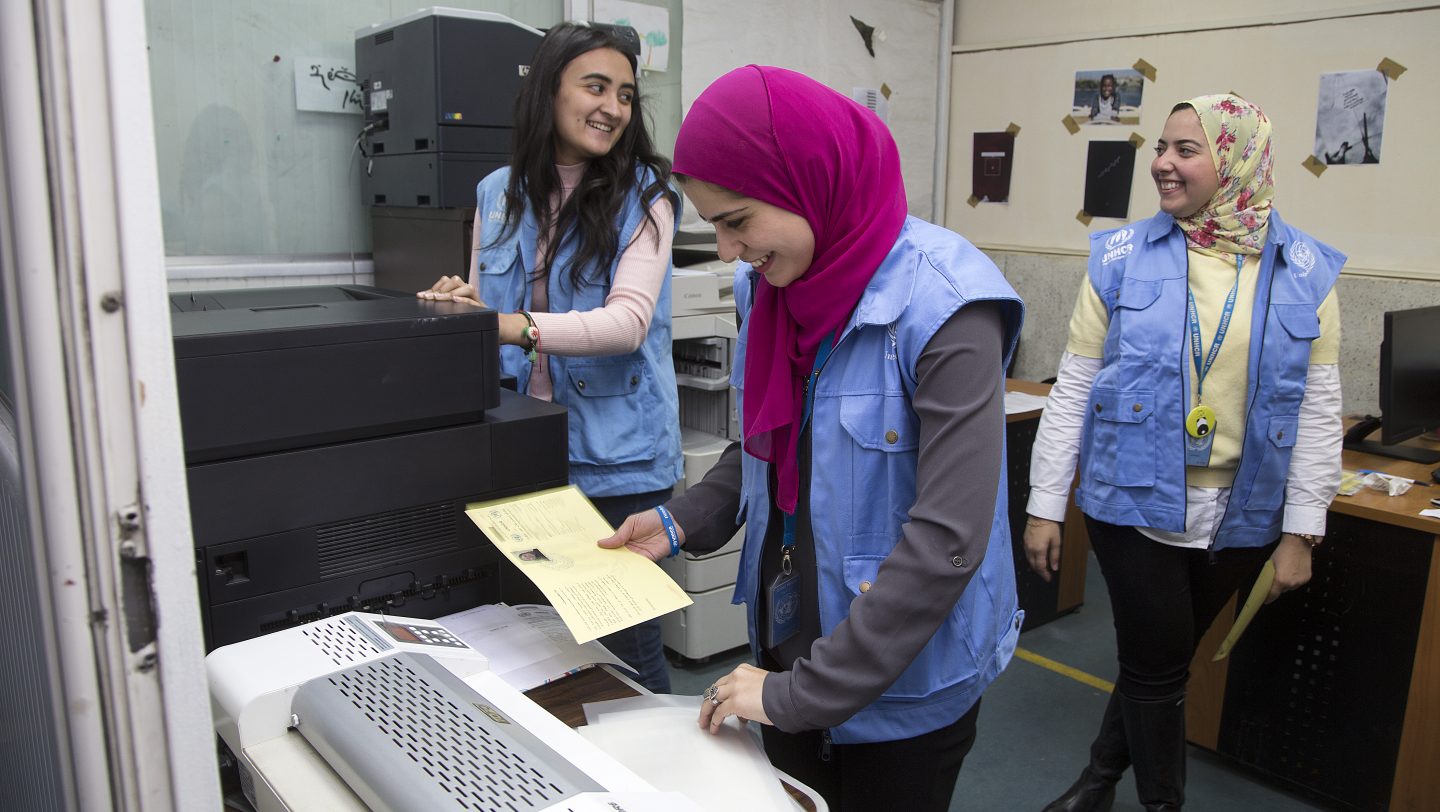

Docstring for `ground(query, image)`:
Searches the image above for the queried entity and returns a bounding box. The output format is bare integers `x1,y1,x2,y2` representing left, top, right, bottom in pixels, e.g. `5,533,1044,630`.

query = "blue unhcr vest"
1075,211,1343,548
473,166,683,497
732,217,1025,743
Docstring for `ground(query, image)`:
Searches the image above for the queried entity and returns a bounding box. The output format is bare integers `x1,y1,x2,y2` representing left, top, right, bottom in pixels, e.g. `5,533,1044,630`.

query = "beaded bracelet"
518,311,539,363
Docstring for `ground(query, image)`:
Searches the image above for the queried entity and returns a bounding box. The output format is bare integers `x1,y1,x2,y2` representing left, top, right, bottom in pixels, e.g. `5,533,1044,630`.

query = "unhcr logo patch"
1101,228,1135,266
1289,241,1316,277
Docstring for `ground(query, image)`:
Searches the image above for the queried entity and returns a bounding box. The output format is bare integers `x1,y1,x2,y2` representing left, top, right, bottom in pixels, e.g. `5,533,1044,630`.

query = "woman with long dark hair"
420,21,682,694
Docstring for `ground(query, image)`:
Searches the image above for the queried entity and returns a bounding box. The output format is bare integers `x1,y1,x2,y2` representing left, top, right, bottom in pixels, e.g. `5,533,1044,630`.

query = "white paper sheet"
439,603,626,691
293,58,362,114
577,707,795,811
540,792,704,811
1004,390,1050,415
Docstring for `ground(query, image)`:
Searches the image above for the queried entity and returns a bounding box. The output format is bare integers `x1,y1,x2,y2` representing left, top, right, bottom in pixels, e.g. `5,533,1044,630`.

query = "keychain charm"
1185,404,1217,438
1184,403,1217,466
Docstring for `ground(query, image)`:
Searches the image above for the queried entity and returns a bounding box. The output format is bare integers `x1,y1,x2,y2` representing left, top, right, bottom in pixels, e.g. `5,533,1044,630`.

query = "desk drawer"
661,530,743,592
661,584,748,661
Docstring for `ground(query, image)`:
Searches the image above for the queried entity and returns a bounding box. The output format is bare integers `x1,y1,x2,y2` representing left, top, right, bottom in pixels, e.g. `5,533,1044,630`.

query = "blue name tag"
765,571,801,649
1184,430,1214,467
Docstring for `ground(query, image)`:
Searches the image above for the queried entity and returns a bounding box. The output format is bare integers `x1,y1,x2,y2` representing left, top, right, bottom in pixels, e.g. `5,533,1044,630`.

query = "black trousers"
760,700,981,812
1086,517,1276,701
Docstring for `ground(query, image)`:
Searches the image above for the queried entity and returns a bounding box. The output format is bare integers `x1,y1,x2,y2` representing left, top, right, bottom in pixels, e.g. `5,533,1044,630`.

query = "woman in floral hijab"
1176,94,1274,255
1023,94,1345,811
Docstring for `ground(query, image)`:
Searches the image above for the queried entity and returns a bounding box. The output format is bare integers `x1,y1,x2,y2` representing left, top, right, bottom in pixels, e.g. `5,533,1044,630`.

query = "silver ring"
704,684,719,704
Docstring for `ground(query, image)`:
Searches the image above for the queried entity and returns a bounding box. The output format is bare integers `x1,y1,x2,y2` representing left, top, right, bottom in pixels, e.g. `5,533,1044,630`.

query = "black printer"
171,285,566,648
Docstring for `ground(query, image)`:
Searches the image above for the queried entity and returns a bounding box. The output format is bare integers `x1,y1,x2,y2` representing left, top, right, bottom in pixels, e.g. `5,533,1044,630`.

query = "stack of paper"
1004,390,1050,415
577,695,801,811
439,603,626,692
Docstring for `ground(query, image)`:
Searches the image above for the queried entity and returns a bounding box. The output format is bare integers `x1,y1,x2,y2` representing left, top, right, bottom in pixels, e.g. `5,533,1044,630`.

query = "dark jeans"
760,700,981,812
590,487,675,695
1086,517,1276,701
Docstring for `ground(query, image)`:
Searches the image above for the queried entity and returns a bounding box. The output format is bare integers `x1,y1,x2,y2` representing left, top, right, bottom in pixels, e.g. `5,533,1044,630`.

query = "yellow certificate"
466,486,693,644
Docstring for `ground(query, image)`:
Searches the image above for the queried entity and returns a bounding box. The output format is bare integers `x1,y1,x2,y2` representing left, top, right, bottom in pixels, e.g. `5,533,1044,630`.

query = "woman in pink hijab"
601,66,1025,810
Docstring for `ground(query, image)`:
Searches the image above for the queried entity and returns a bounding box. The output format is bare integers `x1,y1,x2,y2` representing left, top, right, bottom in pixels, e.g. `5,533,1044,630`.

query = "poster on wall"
972,132,1015,203
1314,70,1387,165
593,0,670,72
1071,69,1144,126
1083,141,1135,219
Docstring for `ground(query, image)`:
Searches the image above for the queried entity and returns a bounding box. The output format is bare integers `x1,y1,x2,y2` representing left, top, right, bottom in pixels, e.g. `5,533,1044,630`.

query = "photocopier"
171,285,568,649
207,611,692,811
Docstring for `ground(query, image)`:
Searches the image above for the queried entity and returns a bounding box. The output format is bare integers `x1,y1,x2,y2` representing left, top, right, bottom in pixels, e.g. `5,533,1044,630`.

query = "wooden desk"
1186,439,1440,811
1005,379,1090,628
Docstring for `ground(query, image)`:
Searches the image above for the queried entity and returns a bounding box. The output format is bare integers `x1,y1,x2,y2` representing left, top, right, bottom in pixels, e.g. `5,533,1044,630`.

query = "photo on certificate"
1072,68,1144,126
1314,70,1387,165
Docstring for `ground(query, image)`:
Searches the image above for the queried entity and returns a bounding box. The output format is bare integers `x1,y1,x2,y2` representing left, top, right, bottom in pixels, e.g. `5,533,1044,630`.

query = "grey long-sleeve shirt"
666,302,1006,733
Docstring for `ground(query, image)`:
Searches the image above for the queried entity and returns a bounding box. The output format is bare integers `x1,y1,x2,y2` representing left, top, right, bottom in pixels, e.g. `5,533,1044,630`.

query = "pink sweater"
472,163,675,401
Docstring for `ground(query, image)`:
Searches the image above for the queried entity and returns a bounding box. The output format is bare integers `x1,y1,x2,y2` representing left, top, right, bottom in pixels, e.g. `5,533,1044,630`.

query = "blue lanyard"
781,333,836,558
1186,255,1244,404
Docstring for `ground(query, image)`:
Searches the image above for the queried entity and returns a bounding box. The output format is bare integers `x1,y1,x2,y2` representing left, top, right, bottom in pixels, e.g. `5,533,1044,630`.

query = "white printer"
666,257,749,662
207,612,670,811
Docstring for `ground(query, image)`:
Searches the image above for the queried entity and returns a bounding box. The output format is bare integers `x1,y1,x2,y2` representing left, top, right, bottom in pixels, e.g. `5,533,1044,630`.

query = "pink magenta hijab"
673,66,907,513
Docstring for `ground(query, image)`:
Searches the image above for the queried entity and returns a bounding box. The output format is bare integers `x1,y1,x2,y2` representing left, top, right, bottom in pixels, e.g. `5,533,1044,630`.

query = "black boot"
1042,692,1129,812
1120,692,1187,810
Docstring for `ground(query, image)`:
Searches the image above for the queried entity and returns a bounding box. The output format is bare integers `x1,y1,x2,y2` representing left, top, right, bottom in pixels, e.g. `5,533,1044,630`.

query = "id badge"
1184,430,1214,467
765,570,801,649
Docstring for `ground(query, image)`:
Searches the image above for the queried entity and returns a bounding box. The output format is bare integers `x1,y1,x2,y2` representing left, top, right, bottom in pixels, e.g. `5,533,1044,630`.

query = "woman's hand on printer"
418,277,544,349
596,509,685,563
418,275,484,307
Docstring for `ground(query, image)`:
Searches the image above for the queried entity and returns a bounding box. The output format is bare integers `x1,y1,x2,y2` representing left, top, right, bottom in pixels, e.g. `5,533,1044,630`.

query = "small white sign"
294,58,362,114
852,87,890,123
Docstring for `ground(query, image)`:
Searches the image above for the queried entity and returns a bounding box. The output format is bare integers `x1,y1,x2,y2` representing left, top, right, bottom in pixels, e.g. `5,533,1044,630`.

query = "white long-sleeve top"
1026,351,1343,547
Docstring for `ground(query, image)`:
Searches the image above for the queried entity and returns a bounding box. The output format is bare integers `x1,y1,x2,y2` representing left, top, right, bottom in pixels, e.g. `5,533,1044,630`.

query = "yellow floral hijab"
1176,94,1273,258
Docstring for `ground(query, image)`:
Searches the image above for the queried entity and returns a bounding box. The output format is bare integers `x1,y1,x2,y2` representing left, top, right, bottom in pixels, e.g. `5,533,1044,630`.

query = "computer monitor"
1342,304,1440,464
